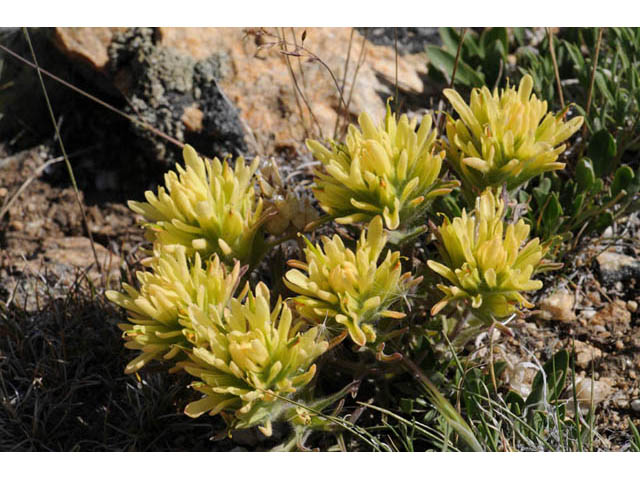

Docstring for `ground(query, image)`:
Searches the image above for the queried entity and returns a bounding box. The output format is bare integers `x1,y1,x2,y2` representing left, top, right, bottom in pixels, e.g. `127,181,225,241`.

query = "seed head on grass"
179,282,328,436
307,102,458,231
106,244,241,374
284,216,421,346
427,188,546,320
128,145,268,267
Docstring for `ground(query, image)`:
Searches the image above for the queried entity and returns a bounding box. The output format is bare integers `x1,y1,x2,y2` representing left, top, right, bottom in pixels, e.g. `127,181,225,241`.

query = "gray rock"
596,250,640,285
356,27,440,54
631,399,640,413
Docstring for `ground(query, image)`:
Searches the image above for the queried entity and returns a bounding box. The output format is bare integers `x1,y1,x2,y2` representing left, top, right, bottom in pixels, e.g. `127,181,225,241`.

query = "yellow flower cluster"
128,145,267,266
427,189,545,320
307,103,458,230
106,245,241,374
180,282,328,435
444,74,583,196
284,216,421,346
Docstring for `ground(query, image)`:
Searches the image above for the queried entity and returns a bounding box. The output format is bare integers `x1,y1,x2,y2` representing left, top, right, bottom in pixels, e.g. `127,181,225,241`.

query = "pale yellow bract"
444,74,583,197
307,103,458,230
179,282,328,436
427,189,545,320
128,145,266,266
105,245,241,374
284,216,421,346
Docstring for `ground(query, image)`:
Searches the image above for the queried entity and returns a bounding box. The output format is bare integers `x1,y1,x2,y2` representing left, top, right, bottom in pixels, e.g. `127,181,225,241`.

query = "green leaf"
611,165,634,197
400,398,414,415
426,46,485,88
587,130,617,177
627,166,640,197
592,211,614,233
575,157,596,192
542,193,563,226
594,71,615,104
481,28,508,56
572,192,585,215
504,391,525,416
462,31,482,59
592,178,604,194
462,368,484,420
533,177,552,208
492,361,508,381
564,41,586,71
513,28,525,47
526,350,569,409
439,27,461,54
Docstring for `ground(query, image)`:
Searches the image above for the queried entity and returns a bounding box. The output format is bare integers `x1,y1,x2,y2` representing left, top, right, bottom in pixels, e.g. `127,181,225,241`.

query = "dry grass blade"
394,28,399,112
339,30,369,140
333,27,355,139
21,27,103,278
583,27,605,138
547,27,565,110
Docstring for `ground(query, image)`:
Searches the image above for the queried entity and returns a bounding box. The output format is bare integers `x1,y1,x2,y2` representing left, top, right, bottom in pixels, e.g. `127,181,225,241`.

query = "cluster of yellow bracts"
107,74,581,434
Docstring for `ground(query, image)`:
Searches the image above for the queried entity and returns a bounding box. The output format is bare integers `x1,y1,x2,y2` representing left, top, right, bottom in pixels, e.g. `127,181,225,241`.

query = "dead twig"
22,27,103,277
449,27,467,89
290,27,308,92
259,33,349,130
333,27,355,139
279,28,315,139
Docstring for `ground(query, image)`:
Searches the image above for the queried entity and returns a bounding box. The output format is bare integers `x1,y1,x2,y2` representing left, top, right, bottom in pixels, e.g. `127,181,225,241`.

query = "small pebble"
630,370,637,380
627,300,638,313
9,220,24,231
631,399,640,413
615,339,625,350
0,187,8,197
613,398,629,408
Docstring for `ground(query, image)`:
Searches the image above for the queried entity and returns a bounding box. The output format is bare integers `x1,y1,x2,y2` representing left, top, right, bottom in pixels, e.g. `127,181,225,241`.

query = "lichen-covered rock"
107,27,246,165
46,27,429,160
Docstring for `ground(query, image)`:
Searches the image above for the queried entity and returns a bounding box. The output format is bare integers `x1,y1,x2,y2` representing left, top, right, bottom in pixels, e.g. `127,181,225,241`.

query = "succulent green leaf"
575,157,596,192
587,130,617,177
542,193,563,226
611,165,634,197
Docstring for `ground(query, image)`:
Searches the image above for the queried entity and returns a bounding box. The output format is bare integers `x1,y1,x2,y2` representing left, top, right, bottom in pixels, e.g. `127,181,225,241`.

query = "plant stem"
547,27,565,110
